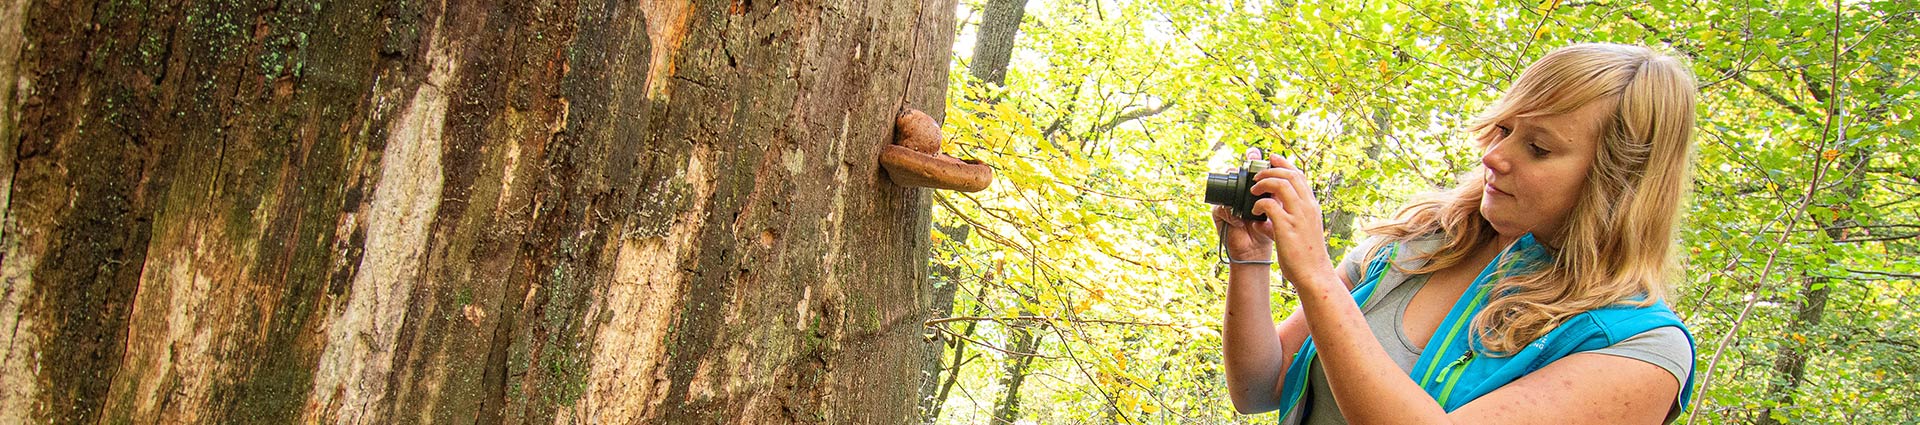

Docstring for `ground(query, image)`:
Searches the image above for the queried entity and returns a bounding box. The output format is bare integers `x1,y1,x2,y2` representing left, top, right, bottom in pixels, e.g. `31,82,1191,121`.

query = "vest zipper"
1435,351,1477,406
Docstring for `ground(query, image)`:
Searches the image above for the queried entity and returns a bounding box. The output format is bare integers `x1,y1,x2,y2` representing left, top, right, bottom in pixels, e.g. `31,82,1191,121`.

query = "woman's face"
1479,98,1613,241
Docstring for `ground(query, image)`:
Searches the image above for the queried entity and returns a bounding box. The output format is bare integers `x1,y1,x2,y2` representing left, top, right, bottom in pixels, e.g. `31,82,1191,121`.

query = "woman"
1218,43,1699,425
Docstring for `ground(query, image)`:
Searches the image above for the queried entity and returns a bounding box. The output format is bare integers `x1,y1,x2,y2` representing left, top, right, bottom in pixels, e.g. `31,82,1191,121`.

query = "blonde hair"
1367,43,1698,355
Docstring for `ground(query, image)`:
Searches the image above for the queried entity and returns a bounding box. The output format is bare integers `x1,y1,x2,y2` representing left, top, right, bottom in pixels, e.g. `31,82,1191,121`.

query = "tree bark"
969,0,1028,87
0,0,956,423
1752,275,1830,425
921,1,1028,420
918,222,971,423
990,321,1040,424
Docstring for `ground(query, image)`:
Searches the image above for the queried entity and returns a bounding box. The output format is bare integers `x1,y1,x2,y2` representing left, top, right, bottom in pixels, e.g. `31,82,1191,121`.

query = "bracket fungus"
880,108,994,192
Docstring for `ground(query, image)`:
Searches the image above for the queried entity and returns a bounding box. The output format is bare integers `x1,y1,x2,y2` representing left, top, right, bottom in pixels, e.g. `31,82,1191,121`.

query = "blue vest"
1275,233,1696,422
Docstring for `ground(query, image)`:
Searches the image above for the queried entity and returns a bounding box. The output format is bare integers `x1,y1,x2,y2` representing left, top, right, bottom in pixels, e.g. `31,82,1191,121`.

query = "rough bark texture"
967,0,1025,87
0,0,957,423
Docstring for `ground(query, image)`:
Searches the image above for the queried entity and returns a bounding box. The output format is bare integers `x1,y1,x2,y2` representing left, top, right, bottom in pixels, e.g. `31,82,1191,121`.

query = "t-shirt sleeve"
1334,235,1387,288
1589,326,1692,388
1586,326,1694,423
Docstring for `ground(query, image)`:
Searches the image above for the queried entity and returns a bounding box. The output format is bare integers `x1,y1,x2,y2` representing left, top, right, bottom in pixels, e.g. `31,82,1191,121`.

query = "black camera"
1204,149,1271,221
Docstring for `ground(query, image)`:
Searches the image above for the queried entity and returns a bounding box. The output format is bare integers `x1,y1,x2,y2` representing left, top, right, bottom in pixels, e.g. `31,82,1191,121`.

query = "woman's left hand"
1248,155,1337,289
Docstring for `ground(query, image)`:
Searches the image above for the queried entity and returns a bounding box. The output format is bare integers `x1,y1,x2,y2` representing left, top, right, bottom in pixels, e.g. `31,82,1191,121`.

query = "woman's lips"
1484,183,1512,197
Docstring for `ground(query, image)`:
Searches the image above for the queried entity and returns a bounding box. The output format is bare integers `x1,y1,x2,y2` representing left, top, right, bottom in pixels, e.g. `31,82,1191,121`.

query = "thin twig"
930,323,1058,359
1845,269,1920,279
1688,1,1850,422
1510,0,1560,78
925,315,1208,329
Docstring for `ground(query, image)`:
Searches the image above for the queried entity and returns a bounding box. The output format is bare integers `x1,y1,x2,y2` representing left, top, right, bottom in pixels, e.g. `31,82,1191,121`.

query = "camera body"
1204,155,1271,221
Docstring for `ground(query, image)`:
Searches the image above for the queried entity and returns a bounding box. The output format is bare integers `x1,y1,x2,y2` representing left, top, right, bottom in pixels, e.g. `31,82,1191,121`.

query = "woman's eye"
1495,125,1514,138
1529,143,1551,157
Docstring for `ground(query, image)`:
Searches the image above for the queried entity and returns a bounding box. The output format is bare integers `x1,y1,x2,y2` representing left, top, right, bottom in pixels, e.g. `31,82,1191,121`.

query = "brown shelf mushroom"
880,108,994,192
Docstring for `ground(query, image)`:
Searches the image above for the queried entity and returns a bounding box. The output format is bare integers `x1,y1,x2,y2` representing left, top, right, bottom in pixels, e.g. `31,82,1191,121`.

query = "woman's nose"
1481,142,1510,175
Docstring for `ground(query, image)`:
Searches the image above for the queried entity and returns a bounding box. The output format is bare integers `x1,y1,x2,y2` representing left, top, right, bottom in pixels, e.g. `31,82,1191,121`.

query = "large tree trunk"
1323,105,1390,244
0,0,956,423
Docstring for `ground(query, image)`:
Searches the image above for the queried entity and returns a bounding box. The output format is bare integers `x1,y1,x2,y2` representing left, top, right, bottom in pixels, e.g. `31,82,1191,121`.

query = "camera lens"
1204,172,1240,209
1201,160,1270,221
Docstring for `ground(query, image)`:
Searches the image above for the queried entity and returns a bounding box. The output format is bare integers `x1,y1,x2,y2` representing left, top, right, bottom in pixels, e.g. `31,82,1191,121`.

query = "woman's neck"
1490,233,1522,252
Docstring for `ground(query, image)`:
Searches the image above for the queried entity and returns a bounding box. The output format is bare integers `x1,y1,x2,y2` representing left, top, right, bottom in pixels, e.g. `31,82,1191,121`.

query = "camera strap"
1215,220,1275,266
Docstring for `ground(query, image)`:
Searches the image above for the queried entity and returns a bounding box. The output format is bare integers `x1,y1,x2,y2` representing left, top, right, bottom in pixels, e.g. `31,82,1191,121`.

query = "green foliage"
926,0,1919,423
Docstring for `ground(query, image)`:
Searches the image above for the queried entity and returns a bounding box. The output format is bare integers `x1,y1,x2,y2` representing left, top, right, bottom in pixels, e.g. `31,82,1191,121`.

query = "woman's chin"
1479,212,1526,238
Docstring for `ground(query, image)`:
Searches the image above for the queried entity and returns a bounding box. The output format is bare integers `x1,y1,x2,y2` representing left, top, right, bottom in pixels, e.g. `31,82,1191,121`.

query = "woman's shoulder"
1561,298,1692,343
1343,231,1446,259
1336,234,1389,266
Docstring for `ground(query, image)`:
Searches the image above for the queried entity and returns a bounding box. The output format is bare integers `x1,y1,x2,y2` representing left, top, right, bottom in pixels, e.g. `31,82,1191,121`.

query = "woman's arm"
1250,155,1678,424
1220,260,1297,413
1220,256,1354,414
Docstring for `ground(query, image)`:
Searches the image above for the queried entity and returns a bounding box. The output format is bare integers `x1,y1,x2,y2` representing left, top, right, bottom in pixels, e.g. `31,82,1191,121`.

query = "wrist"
1228,262,1273,272
1226,262,1271,288
1223,254,1274,266
1288,268,1345,297
1225,248,1273,262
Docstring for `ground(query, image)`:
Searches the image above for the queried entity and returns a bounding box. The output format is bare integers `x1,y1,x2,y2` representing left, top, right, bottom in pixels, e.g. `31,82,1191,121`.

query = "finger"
1212,205,1243,227
1269,153,1299,170
1252,166,1303,184
1254,166,1316,208
1252,197,1289,221
1250,178,1302,212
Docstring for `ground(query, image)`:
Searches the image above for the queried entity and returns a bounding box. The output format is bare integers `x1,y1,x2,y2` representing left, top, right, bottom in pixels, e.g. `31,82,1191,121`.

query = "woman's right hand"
1213,151,1276,264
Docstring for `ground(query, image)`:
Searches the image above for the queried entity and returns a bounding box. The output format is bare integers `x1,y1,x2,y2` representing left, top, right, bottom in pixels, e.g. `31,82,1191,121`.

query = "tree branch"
1845,269,1920,279
1091,101,1176,135
1621,11,1817,117
1832,233,1920,243
928,323,1058,359
925,315,1205,329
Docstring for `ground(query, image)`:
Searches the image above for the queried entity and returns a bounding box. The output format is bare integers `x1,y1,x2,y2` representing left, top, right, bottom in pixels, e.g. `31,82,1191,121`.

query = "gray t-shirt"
1299,239,1692,424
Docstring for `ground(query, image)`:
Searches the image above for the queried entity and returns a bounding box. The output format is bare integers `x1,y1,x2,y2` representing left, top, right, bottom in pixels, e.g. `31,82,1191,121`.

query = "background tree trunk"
917,222,972,423
0,0,956,423
919,2,1028,421
968,0,1028,87
989,320,1040,424
1753,148,1866,425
